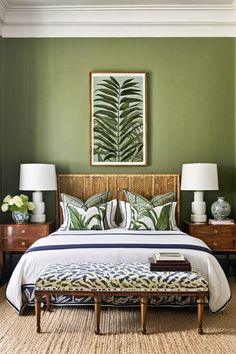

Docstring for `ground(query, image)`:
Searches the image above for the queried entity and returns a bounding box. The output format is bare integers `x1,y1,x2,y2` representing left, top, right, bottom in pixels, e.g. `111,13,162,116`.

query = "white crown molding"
1,2,236,37
0,1,6,21
4,4,236,11
0,1,6,36
4,23,236,38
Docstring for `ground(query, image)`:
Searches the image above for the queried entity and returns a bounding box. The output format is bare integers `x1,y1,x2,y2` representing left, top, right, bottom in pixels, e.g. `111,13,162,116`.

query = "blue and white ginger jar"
12,211,29,224
211,197,231,220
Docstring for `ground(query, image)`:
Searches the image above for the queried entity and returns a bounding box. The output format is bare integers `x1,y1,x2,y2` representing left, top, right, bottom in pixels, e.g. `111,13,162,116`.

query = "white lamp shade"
181,163,219,191
19,164,57,191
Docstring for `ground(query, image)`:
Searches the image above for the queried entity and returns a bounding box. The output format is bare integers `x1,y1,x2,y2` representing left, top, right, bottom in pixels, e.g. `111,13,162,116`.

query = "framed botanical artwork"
90,72,147,166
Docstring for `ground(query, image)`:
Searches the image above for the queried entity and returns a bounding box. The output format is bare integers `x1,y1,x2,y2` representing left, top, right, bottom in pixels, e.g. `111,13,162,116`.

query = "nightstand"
0,221,56,280
183,221,236,276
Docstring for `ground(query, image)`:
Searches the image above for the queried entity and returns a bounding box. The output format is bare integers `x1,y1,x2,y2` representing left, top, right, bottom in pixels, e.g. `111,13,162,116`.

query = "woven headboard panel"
56,174,180,228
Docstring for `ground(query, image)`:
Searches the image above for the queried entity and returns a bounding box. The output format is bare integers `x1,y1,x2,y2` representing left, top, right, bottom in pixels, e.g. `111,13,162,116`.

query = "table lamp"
19,163,57,223
181,163,219,223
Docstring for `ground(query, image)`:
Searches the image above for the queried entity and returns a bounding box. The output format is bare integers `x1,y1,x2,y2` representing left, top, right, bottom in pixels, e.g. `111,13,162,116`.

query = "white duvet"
6,229,231,314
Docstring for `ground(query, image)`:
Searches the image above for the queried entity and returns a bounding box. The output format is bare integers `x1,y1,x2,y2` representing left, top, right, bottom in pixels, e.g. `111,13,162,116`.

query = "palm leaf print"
142,204,171,230
130,204,171,231
68,206,89,230
130,205,151,230
93,76,144,163
68,205,105,230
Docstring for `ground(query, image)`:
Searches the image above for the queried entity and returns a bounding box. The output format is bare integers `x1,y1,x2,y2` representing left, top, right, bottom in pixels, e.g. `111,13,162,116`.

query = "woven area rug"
0,279,236,354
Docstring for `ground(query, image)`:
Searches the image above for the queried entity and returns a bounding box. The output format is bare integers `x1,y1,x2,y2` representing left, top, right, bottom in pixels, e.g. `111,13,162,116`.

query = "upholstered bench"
35,263,208,335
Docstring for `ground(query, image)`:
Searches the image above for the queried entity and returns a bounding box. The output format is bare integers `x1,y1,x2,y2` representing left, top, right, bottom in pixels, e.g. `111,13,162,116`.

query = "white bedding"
6,229,231,314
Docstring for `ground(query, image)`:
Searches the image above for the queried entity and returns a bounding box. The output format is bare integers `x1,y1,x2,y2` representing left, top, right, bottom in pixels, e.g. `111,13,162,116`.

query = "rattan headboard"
56,174,180,228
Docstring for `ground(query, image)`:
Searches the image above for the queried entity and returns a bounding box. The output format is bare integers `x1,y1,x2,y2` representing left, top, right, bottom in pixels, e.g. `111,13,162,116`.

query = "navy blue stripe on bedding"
25,243,212,255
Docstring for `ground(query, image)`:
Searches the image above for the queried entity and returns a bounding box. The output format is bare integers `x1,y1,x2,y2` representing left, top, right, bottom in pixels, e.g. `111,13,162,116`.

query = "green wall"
235,39,236,214
0,36,4,221
2,38,236,222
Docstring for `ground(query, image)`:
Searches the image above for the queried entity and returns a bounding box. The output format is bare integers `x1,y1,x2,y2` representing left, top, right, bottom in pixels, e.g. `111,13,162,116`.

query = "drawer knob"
213,229,218,235
21,230,26,234
21,241,26,246
213,242,218,246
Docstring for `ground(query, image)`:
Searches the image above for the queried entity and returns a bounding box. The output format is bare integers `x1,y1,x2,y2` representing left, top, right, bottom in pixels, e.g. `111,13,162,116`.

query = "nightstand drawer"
1,225,48,238
200,237,236,251
0,222,55,280
184,221,236,252
2,237,41,251
190,225,235,238
183,221,236,278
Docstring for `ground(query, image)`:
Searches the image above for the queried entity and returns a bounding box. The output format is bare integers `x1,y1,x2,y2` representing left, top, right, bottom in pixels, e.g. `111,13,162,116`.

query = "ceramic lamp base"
190,214,207,223
30,214,46,223
191,201,206,215
31,191,46,223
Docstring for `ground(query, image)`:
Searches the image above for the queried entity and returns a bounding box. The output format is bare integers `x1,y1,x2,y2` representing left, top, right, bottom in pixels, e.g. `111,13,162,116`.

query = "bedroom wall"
235,39,236,215
2,38,235,222
0,36,4,222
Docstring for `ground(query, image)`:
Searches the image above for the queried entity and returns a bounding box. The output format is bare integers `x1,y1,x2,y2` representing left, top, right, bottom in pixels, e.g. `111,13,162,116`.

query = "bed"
6,174,231,314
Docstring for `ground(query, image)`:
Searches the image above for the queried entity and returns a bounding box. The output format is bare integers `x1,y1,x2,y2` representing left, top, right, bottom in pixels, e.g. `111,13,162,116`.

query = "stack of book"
208,219,234,225
149,252,191,272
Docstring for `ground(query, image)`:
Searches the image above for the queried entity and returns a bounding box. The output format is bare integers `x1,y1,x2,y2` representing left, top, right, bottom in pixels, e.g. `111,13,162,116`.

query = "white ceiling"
0,0,236,37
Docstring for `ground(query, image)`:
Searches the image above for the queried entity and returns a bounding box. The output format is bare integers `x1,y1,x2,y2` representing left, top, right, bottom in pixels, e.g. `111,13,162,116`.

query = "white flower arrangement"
1,194,35,213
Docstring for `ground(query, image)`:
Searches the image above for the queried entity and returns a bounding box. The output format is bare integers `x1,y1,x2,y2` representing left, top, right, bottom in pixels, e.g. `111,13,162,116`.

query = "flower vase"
12,211,29,224
211,197,231,220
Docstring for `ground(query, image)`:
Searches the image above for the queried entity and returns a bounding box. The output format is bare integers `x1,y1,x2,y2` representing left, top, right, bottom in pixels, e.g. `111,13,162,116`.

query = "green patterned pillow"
120,201,177,230
60,199,117,230
61,192,109,209
124,190,175,207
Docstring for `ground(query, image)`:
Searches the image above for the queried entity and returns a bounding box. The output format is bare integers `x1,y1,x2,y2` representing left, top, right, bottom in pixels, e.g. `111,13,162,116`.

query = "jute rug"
0,280,235,354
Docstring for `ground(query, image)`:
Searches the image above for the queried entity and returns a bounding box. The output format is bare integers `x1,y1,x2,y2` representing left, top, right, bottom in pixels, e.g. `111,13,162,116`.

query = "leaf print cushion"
60,199,117,230
119,201,177,231
130,204,171,230
60,192,109,209
124,190,175,207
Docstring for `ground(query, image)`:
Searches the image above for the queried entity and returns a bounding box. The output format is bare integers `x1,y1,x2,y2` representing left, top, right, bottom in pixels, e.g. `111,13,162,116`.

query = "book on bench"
153,252,185,262
149,254,191,272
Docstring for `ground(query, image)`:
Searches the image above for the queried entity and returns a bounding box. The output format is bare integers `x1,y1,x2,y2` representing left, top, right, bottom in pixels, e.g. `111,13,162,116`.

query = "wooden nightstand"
0,221,56,280
183,221,236,276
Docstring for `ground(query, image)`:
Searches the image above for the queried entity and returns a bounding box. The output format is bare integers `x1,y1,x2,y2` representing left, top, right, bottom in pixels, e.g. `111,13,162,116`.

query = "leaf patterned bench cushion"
35,263,208,293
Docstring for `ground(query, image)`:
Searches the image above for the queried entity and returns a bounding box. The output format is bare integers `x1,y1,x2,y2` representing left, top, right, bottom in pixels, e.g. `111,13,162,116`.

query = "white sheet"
6,229,231,314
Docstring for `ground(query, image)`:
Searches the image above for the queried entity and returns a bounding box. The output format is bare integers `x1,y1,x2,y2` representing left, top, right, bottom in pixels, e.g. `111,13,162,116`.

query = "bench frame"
35,289,207,335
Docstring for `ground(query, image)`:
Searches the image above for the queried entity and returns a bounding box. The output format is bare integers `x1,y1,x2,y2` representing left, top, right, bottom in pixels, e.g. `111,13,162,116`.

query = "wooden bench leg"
197,295,204,335
140,296,148,334
46,294,51,312
0,251,3,283
191,296,195,313
35,294,41,333
94,295,102,334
